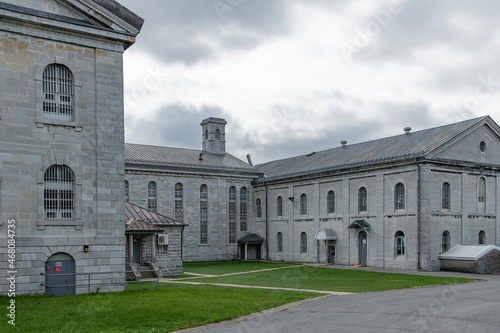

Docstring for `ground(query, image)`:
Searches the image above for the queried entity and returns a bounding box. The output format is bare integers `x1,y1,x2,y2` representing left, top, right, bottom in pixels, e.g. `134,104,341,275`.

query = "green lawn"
0,283,315,333
190,265,481,293
183,260,301,275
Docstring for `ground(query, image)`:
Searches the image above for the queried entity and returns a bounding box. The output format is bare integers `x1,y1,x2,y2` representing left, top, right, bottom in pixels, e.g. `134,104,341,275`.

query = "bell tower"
201,117,227,155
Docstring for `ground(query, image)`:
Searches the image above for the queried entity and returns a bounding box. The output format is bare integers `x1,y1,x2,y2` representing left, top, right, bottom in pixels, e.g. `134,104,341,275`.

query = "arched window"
125,180,130,203
478,177,486,203
200,185,208,244
478,230,486,245
441,230,450,253
147,181,157,212
215,129,221,140
205,129,208,140
175,183,183,222
358,187,367,212
394,183,405,210
44,165,74,220
229,186,237,243
395,231,405,256
256,198,262,218
327,191,335,214
240,187,248,231
276,196,283,217
442,182,450,210
277,232,283,252
43,64,74,121
300,194,308,215
300,232,307,253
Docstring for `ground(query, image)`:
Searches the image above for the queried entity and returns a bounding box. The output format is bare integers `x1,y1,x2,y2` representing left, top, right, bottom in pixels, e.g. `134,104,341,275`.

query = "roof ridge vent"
404,127,412,134
341,140,347,147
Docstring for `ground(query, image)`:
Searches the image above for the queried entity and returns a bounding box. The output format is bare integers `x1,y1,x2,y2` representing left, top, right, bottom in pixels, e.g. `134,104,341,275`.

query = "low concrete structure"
439,245,500,274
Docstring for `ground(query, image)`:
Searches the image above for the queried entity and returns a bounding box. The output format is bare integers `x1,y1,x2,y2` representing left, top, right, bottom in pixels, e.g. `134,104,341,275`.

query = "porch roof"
238,233,264,245
126,218,163,234
315,229,338,240
125,202,187,226
348,219,371,229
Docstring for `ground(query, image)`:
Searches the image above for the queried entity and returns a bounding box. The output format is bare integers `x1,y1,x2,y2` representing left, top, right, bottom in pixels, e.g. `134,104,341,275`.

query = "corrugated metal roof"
125,202,186,226
125,143,261,175
439,245,500,261
256,116,488,182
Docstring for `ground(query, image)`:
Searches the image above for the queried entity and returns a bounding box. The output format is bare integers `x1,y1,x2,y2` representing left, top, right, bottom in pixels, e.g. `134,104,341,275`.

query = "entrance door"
133,238,141,264
45,253,75,296
358,231,367,266
328,246,335,263
256,245,262,260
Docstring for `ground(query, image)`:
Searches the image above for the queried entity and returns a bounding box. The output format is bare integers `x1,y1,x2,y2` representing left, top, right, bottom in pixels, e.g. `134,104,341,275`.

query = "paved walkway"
172,265,500,333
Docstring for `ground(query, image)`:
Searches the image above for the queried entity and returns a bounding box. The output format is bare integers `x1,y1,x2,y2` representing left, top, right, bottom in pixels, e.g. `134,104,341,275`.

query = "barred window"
125,180,130,203
358,187,367,212
200,185,208,244
395,231,405,256
44,165,74,220
442,183,450,210
300,232,307,253
300,194,307,215
277,232,283,252
240,187,247,231
327,191,335,214
43,64,74,121
276,196,283,217
441,230,450,253
256,198,262,218
148,181,157,212
229,186,237,243
394,183,405,210
175,183,183,222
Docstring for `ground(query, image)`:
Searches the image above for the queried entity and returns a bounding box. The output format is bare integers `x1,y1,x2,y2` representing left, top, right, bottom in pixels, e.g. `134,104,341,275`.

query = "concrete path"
174,266,500,333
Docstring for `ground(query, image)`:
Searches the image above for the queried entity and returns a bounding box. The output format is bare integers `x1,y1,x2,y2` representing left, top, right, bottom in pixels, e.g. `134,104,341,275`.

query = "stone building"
0,0,142,295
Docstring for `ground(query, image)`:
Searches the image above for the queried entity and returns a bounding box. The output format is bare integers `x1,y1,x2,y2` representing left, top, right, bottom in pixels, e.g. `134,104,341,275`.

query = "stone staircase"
138,265,156,279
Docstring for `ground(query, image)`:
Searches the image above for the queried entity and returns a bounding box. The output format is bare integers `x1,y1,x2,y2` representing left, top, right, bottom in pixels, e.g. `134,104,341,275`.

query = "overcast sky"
117,0,500,165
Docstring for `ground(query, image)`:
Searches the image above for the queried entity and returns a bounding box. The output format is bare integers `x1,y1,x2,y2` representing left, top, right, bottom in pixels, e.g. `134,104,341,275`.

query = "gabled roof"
125,202,186,227
439,245,500,261
256,116,492,182
126,218,163,234
125,143,263,177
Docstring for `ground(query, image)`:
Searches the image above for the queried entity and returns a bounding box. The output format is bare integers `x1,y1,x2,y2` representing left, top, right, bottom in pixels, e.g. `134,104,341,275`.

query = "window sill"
35,118,83,131
37,220,83,230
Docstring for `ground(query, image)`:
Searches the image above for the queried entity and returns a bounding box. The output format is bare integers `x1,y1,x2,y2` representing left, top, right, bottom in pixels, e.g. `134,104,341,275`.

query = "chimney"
341,140,347,147
404,127,411,134
246,154,253,166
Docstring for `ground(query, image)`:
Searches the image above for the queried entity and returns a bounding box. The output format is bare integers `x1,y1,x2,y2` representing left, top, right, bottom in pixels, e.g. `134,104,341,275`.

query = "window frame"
276,196,283,217
200,185,208,244
478,230,486,245
358,187,368,213
394,183,405,210
228,186,237,244
441,230,450,253
240,187,248,232
327,190,335,214
125,180,130,203
44,165,75,221
395,230,405,256
175,183,184,222
42,64,74,122
277,232,283,252
256,198,262,218
147,181,157,212
442,182,450,211
300,232,308,254
300,193,308,216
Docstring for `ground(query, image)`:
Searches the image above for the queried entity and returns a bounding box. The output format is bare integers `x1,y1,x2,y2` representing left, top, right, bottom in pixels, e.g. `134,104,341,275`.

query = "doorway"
358,231,367,266
328,246,335,263
45,253,75,296
133,237,141,263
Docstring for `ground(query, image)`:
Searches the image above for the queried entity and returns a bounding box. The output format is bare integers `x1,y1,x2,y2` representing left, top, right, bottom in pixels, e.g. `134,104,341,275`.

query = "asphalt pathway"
174,265,500,333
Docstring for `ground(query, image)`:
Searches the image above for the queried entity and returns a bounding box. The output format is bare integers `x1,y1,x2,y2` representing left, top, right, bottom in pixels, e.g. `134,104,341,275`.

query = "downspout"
181,226,185,262
417,161,422,270
265,184,270,260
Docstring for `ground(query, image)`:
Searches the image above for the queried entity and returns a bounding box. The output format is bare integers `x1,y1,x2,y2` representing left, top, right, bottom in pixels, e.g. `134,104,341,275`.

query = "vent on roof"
404,127,412,134
246,154,253,166
341,140,347,147
306,152,316,157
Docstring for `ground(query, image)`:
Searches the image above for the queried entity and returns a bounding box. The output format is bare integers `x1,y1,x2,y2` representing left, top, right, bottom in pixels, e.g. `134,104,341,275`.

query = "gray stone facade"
0,1,142,294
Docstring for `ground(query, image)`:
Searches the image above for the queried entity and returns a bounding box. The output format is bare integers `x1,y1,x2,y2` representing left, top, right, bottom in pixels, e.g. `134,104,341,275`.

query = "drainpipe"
265,184,270,260
417,162,422,270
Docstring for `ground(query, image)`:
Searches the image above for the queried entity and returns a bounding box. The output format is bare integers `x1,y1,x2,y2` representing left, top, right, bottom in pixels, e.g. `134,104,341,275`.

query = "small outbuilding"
439,245,500,274
238,234,264,260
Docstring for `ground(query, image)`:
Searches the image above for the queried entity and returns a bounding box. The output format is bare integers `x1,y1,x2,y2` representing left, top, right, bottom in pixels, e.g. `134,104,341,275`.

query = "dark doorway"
45,253,75,296
359,231,367,266
133,237,141,263
328,246,335,263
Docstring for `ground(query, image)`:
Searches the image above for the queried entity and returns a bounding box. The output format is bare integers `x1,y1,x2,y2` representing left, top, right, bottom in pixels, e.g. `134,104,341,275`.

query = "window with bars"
200,185,208,244
394,183,405,210
256,198,262,218
44,165,74,220
147,181,157,212
277,232,283,252
300,232,307,253
43,64,74,122
441,230,450,253
175,183,183,222
240,187,247,231
229,186,237,243
300,194,307,215
276,196,283,217
327,191,335,214
395,231,405,256
358,187,367,212
125,180,130,203
442,182,450,210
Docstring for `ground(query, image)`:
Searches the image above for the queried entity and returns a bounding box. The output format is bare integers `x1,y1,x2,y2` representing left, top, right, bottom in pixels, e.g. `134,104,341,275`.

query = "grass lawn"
183,260,301,275
191,265,481,293
0,283,316,333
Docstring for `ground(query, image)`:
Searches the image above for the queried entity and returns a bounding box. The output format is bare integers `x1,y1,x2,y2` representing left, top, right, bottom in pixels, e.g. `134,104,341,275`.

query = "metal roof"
125,143,262,175
126,218,163,234
439,245,500,261
125,202,186,227
348,219,372,229
315,229,338,240
256,116,489,182
237,233,264,244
